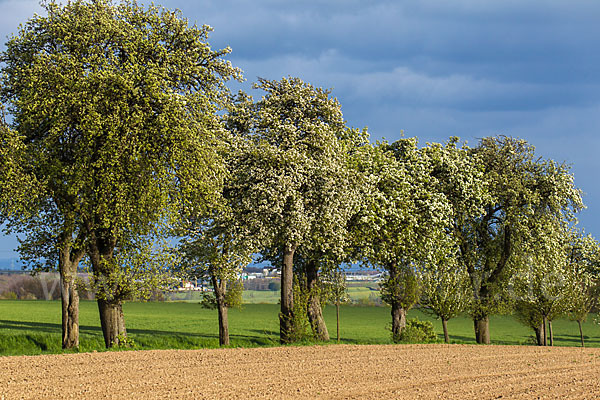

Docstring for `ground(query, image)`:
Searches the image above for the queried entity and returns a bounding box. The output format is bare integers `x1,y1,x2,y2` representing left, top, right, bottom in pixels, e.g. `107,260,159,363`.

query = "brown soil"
1,344,599,399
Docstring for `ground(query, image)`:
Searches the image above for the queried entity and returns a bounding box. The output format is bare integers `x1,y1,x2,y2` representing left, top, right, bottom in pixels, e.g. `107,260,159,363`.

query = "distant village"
176,268,383,292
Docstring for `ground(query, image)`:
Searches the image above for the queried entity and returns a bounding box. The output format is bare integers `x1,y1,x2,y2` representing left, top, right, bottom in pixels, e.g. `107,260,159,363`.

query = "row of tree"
0,0,598,350
183,79,599,346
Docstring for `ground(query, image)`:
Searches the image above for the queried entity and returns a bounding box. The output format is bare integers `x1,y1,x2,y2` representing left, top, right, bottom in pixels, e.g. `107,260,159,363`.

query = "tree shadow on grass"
445,334,477,344
553,334,600,347
0,319,273,347
444,332,600,347
445,334,537,346
0,319,96,334
247,328,278,336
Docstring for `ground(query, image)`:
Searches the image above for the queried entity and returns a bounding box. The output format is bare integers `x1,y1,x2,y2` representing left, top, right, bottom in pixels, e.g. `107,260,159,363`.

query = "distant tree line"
1,0,598,350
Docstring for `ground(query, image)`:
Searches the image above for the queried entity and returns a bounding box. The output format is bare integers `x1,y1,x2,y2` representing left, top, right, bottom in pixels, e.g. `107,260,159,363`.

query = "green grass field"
0,300,599,356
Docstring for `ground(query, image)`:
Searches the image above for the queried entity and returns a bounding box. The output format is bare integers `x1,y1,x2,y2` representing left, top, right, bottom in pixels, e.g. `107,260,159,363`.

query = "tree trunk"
97,299,126,348
60,270,79,349
391,303,407,342
217,301,229,346
388,262,407,343
542,315,548,346
473,316,490,344
305,260,329,341
534,322,544,346
548,320,553,346
577,320,584,348
280,244,296,344
212,276,229,346
336,301,340,343
442,318,450,343
88,231,123,348
58,234,85,350
467,223,512,346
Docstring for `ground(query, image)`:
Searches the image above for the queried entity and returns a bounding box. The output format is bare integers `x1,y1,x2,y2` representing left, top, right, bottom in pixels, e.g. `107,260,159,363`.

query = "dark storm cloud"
4,1,600,113
158,0,600,114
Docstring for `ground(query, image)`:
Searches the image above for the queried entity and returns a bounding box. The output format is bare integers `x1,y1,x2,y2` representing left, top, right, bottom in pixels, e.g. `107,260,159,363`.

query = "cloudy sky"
1,0,599,260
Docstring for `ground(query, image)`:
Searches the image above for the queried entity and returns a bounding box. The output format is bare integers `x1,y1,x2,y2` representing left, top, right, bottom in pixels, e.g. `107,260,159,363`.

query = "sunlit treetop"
225,77,357,253
0,0,242,239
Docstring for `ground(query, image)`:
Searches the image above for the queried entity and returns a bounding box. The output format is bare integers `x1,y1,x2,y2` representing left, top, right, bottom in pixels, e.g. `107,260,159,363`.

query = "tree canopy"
0,0,240,347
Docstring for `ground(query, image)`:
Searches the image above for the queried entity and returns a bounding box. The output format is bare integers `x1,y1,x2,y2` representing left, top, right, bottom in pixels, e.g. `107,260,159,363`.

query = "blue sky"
1,0,599,261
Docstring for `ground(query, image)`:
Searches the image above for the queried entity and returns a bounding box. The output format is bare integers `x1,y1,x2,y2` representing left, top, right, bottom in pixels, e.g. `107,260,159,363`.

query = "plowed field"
1,344,599,399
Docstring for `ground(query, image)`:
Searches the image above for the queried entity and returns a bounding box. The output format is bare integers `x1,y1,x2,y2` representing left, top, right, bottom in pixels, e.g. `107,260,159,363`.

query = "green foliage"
112,334,136,349
396,318,437,343
199,291,218,310
199,280,243,310
0,291,17,300
514,300,543,331
0,107,40,220
268,281,281,291
567,232,600,323
177,218,253,306
287,276,312,342
321,269,349,306
225,279,244,309
418,257,471,322
380,266,420,311
87,234,180,302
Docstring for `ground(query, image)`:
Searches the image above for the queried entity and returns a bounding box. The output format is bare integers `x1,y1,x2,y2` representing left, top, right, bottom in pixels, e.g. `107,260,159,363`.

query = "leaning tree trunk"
577,320,585,347
548,320,554,346
473,316,490,344
305,260,329,341
280,244,297,344
217,301,229,346
442,318,450,344
58,234,85,349
212,276,230,346
534,322,544,346
89,232,125,348
60,267,79,349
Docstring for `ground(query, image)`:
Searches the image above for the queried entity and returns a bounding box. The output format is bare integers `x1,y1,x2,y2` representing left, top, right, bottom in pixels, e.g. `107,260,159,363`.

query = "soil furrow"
1,344,599,399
